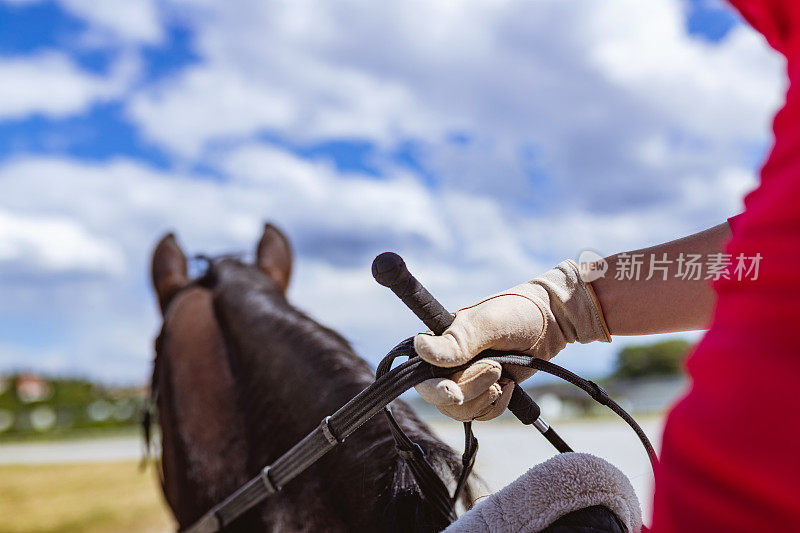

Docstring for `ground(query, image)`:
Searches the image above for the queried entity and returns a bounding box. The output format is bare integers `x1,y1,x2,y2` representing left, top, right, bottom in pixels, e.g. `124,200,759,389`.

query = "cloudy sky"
0,0,786,384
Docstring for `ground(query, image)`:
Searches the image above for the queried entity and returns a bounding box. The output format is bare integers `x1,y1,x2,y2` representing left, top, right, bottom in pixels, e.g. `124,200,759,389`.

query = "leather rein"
175,253,658,533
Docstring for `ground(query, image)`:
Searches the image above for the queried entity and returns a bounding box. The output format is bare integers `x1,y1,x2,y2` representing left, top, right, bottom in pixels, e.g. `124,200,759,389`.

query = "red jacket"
652,1,800,531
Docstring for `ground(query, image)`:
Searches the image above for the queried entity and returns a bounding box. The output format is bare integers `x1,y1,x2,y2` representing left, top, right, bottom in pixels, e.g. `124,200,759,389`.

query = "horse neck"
211,269,375,448
210,262,415,528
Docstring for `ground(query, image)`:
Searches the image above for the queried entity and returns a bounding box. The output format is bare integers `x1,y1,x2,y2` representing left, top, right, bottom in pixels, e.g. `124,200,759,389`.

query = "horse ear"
151,232,189,314
256,223,293,293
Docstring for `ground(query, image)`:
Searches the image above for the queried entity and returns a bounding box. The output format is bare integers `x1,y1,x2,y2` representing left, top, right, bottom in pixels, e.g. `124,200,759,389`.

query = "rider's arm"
590,222,731,335
413,221,731,421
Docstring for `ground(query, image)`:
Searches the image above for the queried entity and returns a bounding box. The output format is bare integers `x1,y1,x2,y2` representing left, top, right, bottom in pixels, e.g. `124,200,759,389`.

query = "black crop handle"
372,252,549,432
372,252,455,335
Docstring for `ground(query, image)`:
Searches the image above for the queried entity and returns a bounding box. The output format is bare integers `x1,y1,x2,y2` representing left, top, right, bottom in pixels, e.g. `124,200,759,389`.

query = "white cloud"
127,0,783,164
119,0,784,255
0,137,757,382
1,0,163,45
128,59,423,158
221,144,453,252
59,0,164,45
0,52,136,119
0,149,545,381
588,0,784,140
0,208,124,276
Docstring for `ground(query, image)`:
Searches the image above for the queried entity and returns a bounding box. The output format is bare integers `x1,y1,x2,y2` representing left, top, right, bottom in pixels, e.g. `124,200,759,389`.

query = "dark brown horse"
148,224,472,531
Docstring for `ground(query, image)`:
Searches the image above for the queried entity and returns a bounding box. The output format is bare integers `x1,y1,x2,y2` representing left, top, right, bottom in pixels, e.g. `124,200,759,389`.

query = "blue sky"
0,0,784,384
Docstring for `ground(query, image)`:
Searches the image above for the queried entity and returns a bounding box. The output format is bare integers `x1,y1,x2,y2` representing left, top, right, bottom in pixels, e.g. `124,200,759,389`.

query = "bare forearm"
589,222,731,335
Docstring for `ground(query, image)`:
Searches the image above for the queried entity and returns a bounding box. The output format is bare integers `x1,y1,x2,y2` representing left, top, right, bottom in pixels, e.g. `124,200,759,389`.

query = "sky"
0,0,786,384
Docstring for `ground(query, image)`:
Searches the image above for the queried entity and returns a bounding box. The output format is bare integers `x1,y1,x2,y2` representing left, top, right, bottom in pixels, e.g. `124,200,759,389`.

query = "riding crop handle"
372,252,455,335
371,252,572,453
372,252,544,420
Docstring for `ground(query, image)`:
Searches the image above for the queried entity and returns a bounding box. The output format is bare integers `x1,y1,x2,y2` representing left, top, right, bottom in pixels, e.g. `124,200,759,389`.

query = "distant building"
16,374,52,403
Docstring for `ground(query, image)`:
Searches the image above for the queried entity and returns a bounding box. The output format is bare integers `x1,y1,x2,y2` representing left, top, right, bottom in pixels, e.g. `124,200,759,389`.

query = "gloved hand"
414,260,611,421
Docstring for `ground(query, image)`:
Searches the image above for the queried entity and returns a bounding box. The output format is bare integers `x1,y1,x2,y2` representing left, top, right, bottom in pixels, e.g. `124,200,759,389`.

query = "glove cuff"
565,259,612,342
510,260,611,351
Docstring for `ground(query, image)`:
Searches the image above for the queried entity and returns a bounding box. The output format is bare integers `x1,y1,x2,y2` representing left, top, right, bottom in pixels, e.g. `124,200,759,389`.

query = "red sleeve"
726,0,800,54
651,2,800,532
727,213,743,233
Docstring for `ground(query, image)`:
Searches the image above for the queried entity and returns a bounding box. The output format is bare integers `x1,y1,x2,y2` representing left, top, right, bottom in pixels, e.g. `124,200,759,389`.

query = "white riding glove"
414,260,611,421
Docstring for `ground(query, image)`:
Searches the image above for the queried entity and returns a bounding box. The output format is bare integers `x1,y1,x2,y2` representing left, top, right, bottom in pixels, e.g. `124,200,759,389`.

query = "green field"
0,462,174,533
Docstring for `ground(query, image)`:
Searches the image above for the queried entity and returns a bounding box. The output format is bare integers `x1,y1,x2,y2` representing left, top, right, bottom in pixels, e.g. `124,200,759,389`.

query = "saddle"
446,453,643,533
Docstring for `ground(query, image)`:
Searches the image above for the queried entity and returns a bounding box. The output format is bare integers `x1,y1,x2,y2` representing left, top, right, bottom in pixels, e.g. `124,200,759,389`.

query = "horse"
147,224,473,531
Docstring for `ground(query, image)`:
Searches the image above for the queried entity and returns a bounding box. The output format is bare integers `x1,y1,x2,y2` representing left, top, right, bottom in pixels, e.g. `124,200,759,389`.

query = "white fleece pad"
445,452,642,533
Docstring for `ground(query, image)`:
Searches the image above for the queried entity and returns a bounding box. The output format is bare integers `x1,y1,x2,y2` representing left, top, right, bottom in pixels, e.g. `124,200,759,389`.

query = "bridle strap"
376,337,471,520
384,407,457,522
376,336,466,524
183,340,657,532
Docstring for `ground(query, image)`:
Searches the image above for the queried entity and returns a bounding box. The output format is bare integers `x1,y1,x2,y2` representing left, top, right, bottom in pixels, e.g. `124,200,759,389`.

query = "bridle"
179,253,658,533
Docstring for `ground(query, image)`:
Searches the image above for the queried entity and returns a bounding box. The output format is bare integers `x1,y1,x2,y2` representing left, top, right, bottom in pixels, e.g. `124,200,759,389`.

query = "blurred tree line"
519,338,694,419
612,339,692,379
0,339,691,440
0,373,144,439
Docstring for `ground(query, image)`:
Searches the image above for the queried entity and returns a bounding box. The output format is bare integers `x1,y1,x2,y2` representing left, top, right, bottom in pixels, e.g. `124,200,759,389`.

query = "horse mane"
204,257,475,531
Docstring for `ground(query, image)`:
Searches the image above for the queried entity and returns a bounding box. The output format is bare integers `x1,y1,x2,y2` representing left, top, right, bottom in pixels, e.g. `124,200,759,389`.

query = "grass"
0,425,144,444
0,461,174,533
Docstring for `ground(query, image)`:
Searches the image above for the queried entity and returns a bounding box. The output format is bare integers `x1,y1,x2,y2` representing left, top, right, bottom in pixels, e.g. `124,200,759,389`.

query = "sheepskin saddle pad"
445,452,643,533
